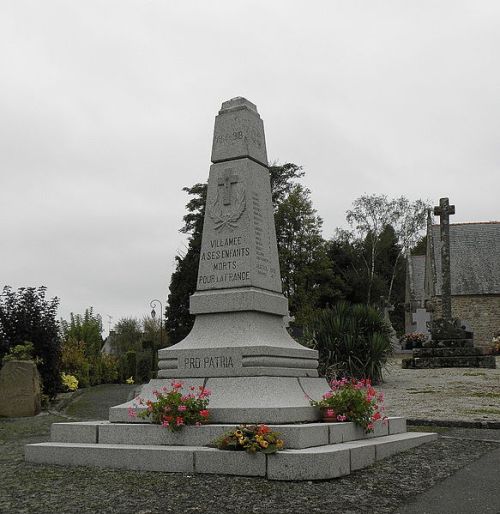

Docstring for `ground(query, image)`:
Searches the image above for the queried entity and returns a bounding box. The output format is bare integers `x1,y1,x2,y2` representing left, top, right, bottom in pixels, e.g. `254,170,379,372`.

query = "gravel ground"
1,366,499,514
378,356,500,424
0,414,497,514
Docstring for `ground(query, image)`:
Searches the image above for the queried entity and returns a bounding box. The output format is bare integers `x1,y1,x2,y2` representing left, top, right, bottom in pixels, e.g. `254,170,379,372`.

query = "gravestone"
412,308,431,336
0,360,41,417
111,97,325,424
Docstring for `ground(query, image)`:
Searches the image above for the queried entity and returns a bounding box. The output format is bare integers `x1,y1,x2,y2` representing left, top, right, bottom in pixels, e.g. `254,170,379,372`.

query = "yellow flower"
259,440,269,448
234,430,243,437
126,377,135,385
276,439,284,449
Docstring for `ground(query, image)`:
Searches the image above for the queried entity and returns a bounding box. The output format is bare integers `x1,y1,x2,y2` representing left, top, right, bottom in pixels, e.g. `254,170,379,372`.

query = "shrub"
61,339,90,388
120,350,137,382
2,342,37,363
136,351,153,384
61,372,78,391
100,353,119,383
0,286,61,398
303,301,392,383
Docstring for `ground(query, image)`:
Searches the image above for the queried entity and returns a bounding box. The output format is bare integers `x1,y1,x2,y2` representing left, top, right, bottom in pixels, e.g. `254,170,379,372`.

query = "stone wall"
431,295,500,348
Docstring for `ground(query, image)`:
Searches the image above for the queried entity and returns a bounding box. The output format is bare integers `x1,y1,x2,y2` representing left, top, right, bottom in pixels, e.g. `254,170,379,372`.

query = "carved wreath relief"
208,168,246,232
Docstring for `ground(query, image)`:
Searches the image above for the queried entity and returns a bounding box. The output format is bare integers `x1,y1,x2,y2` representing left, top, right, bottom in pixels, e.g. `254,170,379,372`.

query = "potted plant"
310,378,386,432
128,380,211,432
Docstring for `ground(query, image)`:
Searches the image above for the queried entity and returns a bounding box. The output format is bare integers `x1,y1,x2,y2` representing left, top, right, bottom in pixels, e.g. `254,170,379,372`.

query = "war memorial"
25,98,436,480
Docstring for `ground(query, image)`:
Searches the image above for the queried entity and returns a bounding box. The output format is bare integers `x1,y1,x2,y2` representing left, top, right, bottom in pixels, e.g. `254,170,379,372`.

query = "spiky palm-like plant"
303,302,392,383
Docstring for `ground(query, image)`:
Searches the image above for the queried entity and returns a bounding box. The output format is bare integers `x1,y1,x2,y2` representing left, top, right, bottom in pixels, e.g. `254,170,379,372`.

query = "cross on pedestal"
433,197,455,321
217,169,239,205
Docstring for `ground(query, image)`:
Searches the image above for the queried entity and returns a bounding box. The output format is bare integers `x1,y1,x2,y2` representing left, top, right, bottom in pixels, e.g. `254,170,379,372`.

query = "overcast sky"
1,1,499,335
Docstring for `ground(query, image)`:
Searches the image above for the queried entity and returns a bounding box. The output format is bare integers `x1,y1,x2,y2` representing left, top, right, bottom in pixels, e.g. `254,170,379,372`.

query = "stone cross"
433,197,455,321
217,168,238,205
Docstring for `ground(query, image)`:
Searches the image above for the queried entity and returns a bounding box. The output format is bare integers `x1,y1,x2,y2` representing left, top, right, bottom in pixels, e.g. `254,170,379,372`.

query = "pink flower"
176,416,185,426
322,391,333,399
161,420,170,428
195,422,202,427
171,381,183,389
127,407,137,418
336,414,347,422
190,386,196,391
178,405,187,412
367,423,374,431
326,408,335,417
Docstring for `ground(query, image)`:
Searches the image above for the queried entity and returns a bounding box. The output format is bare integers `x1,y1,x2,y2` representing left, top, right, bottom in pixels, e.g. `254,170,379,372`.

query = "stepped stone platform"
402,339,496,369
25,417,437,481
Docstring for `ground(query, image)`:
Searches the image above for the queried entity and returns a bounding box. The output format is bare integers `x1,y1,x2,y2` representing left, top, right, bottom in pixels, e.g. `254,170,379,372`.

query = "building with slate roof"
405,219,500,348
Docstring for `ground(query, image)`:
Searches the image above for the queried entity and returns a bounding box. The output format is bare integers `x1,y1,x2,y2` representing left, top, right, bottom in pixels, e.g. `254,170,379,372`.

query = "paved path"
62,383,136,420
397,445,500,514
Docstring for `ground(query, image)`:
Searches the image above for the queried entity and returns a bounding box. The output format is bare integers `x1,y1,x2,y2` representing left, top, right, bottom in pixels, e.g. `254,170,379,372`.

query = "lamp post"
150,299,164,347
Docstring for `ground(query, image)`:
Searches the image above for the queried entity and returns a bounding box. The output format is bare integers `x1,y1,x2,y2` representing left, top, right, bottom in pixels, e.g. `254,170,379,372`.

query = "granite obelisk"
112,97,328,423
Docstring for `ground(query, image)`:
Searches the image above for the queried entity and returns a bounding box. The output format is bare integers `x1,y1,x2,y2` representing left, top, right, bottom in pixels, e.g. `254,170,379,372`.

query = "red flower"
258,425,271,434
200,409,209,418
372,412,381,421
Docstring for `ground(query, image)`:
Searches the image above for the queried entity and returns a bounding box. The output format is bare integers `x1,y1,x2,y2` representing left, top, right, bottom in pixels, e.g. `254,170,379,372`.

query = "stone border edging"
407,418,500,429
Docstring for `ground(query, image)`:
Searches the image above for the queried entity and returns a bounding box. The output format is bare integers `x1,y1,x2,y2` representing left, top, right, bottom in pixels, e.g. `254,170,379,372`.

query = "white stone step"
50,417,406,449
26,431,437,481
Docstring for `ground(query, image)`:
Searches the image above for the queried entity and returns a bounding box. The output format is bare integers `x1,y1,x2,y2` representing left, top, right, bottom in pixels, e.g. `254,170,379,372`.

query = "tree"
274,183,331,322
387,198,430,301
112,317,143,354
165,165,307,343
346,194,398,304
60,307,103,359
60,308,105,386
164,183,206,345
346,195,429,305
0,286,60,397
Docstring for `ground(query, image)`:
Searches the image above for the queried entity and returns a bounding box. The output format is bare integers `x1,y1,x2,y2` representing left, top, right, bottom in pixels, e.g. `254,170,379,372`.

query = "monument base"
25,417,438,480
402,339,496,369
109,376,330,424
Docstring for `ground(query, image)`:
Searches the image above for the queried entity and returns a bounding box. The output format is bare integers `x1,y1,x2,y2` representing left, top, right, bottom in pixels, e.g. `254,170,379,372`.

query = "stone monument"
26,97,438,480
112,97,325,423
403,198,495,369
0,360,41,417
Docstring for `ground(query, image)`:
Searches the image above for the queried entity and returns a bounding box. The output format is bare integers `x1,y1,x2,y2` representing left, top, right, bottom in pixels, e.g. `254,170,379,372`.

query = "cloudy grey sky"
1,1,499,335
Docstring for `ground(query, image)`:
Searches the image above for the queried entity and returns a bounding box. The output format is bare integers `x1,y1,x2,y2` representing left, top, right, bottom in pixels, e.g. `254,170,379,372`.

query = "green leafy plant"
303,302,392,383
310,378,385,432
128,381,211,432
1,342,40,363
212,424,285,454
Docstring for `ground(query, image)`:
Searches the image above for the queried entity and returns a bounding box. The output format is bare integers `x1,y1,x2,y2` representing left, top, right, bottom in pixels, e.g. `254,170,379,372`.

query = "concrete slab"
194,448,266,476
267,446,351,481
51,422,108,444
25,442,196,472
388,417,407,435
375,432,438,460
